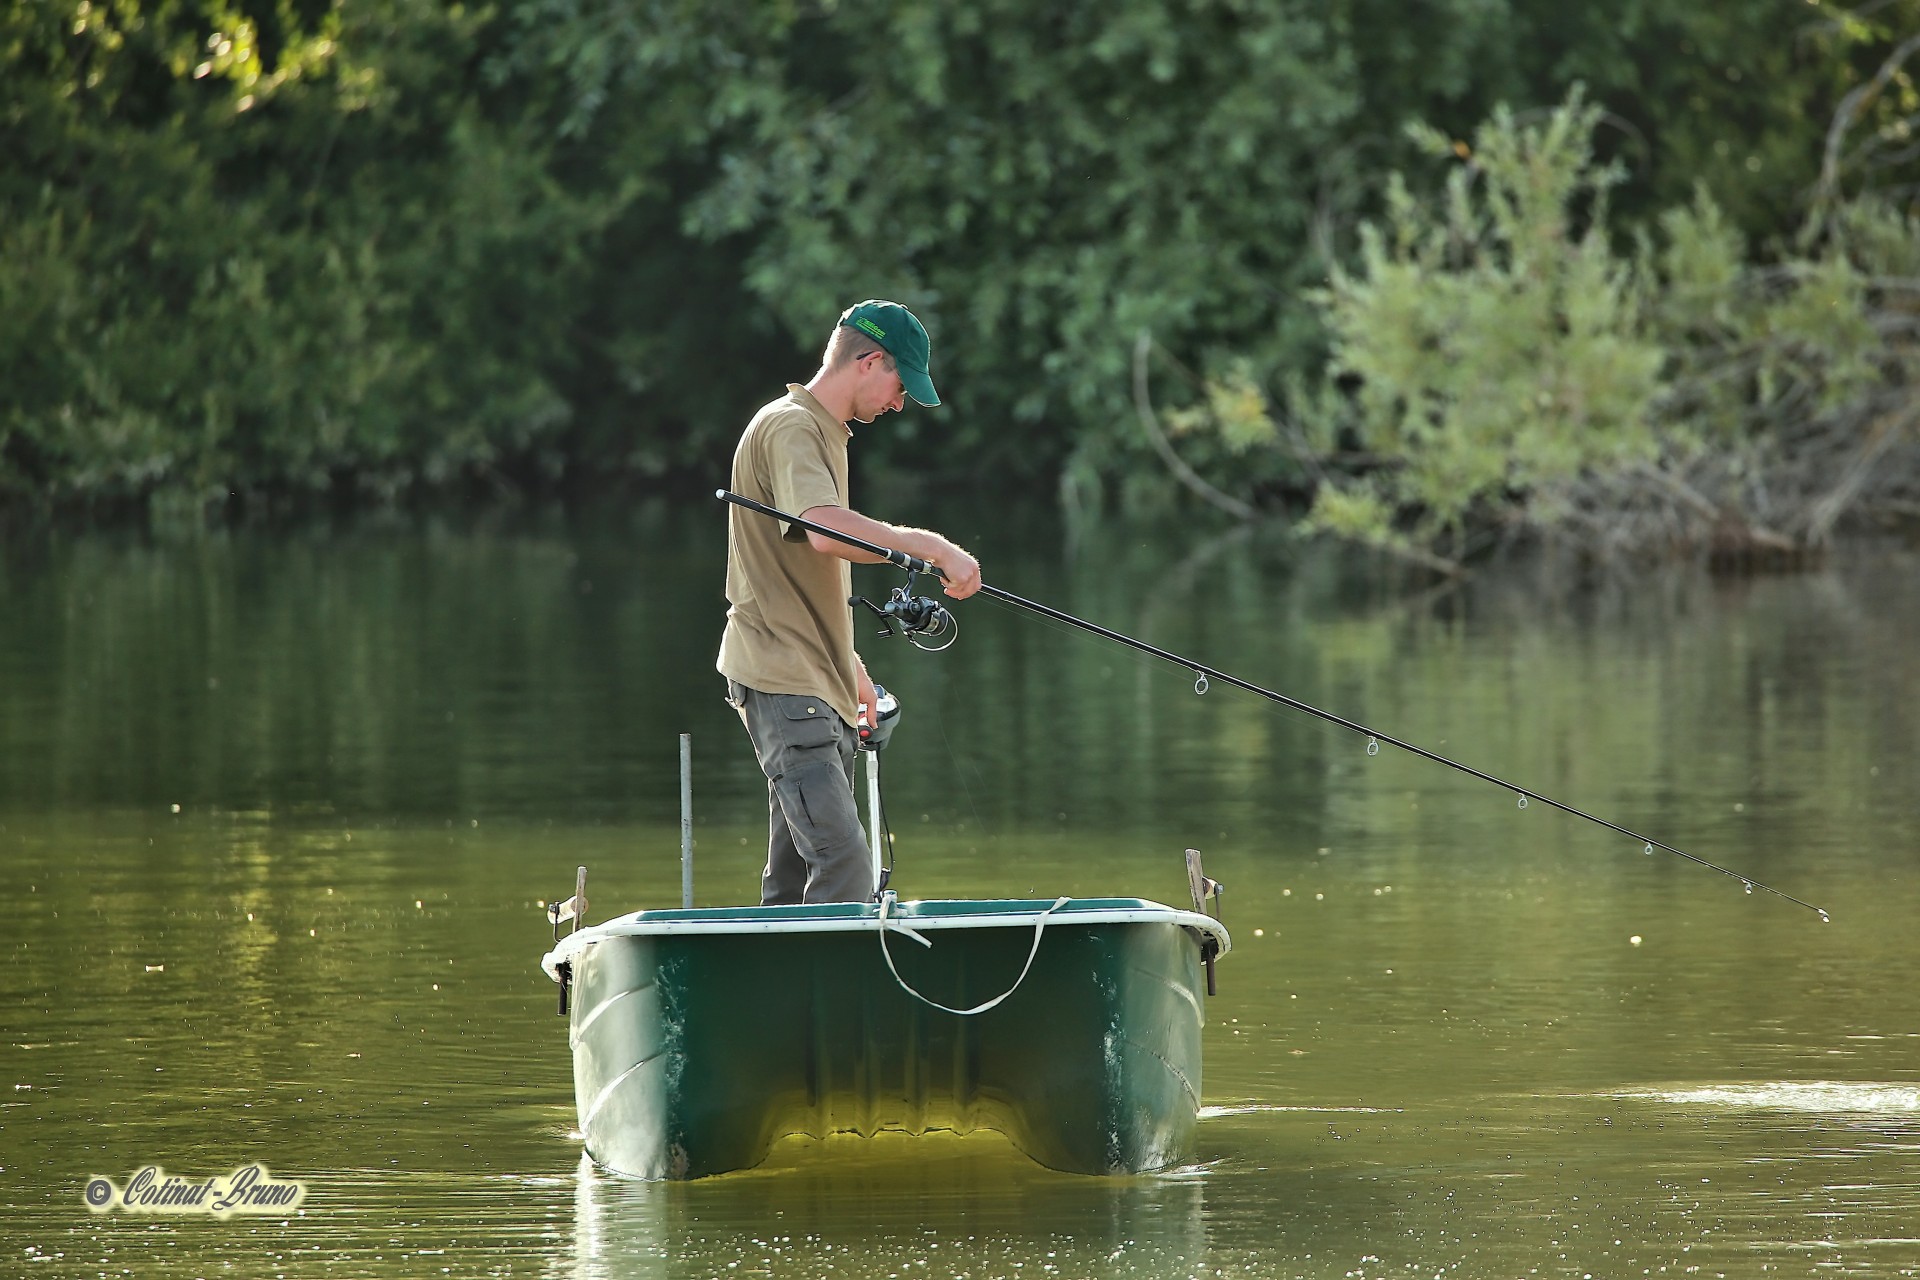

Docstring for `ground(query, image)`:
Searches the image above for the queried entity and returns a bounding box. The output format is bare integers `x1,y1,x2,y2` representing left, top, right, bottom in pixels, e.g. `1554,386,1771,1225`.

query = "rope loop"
877,896,1071,1016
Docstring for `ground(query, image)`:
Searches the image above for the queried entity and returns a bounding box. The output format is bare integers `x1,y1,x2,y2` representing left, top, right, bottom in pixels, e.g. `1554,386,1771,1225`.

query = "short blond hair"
823,323,891,370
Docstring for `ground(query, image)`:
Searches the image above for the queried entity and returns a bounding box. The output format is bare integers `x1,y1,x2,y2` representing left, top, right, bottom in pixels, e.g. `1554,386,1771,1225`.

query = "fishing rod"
718,490,1829,922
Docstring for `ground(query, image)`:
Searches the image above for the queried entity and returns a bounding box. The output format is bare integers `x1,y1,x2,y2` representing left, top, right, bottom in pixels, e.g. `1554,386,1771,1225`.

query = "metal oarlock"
1184,849,1225,996
548,865,587,1015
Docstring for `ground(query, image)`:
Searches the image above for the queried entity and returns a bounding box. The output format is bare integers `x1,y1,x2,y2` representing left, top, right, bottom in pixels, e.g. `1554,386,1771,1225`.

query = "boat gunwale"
541,898,1230,980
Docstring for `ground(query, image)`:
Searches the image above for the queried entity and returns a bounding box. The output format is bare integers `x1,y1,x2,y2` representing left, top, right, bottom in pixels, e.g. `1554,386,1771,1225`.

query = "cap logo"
854,318,887,340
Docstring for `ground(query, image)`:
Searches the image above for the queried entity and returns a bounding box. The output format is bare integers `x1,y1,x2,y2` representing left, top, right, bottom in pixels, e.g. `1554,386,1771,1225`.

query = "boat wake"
1198,1103,1404,1118
1604,1081,1920,1115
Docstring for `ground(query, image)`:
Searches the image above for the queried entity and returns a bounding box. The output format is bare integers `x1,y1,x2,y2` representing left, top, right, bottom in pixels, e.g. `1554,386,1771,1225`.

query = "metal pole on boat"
866,749,883,895
679,732,694,909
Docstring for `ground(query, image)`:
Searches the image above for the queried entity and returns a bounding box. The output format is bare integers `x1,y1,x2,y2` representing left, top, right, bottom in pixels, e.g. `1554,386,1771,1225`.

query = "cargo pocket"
772,695,841,752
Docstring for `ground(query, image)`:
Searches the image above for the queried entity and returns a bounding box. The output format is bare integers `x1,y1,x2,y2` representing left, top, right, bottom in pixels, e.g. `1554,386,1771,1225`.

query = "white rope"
877,895,1072,1016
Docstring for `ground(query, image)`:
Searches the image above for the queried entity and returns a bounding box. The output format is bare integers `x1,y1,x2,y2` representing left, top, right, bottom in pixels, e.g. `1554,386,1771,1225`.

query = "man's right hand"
932,541,982,599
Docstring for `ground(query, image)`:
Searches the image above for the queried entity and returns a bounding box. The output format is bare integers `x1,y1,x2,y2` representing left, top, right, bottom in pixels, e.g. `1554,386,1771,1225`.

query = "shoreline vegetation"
3,3,1915,570
1148,88,1920,574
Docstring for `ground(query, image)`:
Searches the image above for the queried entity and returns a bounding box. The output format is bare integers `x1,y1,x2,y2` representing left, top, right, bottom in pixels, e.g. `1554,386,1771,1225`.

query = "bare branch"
1629,461,1723,520
1814,30,1920,212
1131,331,1258,522
1375,538,1467,578
1801,401,1920,544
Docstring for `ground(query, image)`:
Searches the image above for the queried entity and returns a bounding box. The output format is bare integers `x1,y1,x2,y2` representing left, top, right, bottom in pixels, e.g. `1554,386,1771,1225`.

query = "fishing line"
925,680,997,848
720,491,1830,922
970,589,1199,710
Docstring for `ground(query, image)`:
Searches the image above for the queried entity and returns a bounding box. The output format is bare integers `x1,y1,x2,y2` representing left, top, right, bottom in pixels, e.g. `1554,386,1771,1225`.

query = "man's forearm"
799,505,954,567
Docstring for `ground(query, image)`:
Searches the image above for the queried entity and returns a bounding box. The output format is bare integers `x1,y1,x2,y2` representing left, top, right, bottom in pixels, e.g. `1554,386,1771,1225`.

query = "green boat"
540,893,1230,1180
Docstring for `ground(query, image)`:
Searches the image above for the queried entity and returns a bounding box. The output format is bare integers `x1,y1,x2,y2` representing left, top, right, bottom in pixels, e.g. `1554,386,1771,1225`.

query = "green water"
3,504,1916,1278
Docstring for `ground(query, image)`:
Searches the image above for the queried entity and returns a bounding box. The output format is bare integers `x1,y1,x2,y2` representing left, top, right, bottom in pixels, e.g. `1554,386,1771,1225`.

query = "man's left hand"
856,661,879,734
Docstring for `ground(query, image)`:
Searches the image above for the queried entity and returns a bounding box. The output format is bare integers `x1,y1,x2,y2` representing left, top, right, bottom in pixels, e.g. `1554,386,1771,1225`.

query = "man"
717,300,982,906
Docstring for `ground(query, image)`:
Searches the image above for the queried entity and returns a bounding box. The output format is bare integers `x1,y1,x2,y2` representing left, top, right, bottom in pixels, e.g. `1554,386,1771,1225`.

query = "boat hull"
543,898,1228,1179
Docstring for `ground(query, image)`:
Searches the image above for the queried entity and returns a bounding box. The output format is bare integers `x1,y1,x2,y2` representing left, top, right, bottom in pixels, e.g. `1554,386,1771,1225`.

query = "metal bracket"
547,865,587,1016
1184,848,1225,996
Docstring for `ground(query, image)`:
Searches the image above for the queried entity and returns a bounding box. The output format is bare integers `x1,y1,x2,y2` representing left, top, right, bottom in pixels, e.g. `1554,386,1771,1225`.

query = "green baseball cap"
839,300,940,407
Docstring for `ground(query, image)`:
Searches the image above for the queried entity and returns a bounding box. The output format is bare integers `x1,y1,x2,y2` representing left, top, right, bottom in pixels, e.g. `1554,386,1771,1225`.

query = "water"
3,504,1917,1278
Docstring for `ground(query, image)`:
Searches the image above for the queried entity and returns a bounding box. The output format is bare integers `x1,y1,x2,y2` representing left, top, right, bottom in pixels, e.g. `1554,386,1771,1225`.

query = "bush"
1296,86,1919,567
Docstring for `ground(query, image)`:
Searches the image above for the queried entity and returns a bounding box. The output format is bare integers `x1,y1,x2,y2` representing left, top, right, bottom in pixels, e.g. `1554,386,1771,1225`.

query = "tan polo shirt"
716,385,860,727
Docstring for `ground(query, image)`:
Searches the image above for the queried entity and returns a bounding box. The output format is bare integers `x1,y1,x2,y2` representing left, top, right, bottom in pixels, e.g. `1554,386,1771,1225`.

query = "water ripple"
1606,1081,1920,1114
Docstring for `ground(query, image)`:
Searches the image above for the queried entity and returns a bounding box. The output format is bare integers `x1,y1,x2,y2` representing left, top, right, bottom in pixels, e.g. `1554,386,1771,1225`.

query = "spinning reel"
850,571,958,651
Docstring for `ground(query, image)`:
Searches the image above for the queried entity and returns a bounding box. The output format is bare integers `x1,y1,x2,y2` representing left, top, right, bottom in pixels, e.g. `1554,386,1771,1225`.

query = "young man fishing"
717,300,982,906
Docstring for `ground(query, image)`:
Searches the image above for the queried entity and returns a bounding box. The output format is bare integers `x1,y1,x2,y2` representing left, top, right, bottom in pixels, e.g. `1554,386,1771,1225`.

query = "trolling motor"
851,577,957,651
857,684,902,898
857,683,902,751
845,584,927,893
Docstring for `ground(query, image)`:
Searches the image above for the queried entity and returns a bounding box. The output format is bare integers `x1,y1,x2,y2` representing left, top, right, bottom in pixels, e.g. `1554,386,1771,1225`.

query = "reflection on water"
565,1138,1207,1280
2,507,1917,1276
1611,1081,1920,1114
1199,1104,1403,1117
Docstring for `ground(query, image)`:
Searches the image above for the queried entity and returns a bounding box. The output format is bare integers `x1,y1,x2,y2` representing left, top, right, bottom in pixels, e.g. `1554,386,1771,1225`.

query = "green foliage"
1305,83,1917,561
1308,90,1666,547
655,1,1369,490
3,0,1917,515
1652,186,1917,465
0,0,612,504
1165,363,1276,455
1456,1,1896,239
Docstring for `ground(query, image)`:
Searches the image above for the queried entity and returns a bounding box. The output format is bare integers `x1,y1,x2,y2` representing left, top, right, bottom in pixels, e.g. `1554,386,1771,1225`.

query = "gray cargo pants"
726,680,874,905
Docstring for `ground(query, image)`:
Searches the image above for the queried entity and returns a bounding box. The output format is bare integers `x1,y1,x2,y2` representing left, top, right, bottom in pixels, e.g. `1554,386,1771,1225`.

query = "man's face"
849,350,907,423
